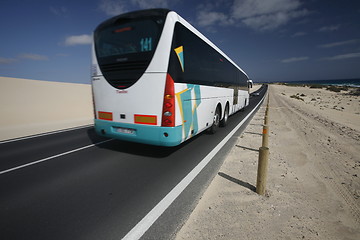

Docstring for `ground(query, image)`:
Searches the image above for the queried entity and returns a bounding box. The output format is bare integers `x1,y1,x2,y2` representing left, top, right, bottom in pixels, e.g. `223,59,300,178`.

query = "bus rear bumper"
94,119,183,147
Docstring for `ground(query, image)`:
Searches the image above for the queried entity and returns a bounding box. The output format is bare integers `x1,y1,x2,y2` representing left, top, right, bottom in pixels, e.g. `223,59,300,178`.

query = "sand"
175,84,360,240
0,77,93,141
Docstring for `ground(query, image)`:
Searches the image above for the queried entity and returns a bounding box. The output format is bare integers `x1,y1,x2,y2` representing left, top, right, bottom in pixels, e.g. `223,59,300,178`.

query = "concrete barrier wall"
0,77,94,141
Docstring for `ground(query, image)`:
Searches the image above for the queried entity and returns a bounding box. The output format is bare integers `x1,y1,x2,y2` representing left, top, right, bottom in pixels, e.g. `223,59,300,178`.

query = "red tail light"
161,74,175,127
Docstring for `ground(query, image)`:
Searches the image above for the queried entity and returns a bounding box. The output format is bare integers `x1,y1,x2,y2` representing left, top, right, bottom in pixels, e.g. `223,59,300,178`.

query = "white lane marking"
0,139,113,175
122,93,266,240
0,124,94,144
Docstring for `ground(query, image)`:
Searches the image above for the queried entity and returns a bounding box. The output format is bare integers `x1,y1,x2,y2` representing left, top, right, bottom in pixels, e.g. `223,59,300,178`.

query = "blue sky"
1,0,360,84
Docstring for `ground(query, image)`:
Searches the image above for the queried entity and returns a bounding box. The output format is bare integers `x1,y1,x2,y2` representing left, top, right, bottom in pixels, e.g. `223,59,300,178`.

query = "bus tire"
209,106,221,134
220,104,229,127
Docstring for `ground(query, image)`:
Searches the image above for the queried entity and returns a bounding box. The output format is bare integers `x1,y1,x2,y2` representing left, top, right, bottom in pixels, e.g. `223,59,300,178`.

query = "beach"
175,84,360,239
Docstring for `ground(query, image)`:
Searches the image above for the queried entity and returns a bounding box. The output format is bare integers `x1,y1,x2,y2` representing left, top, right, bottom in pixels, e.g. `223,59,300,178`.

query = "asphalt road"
0,85,267,240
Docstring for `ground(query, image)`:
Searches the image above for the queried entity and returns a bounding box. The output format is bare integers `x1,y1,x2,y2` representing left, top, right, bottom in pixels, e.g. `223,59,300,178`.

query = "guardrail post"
262,124,269,148
264,114,269,125
256,95,270,195
264,96,270,125
256,146,269,195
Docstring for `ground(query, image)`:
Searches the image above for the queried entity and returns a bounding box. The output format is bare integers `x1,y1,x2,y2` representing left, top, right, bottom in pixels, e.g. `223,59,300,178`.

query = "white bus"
92,9,251,146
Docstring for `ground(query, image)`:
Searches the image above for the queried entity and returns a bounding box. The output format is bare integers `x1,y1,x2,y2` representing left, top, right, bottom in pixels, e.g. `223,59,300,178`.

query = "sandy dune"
176,84,360,240
0,77,93,141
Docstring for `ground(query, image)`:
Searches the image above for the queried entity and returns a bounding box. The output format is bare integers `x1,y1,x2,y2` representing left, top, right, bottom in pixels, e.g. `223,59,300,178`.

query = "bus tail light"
161,74,175,127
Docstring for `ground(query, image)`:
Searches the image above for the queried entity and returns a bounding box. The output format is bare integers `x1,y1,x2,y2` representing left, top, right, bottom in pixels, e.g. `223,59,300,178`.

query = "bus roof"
95,8,171,32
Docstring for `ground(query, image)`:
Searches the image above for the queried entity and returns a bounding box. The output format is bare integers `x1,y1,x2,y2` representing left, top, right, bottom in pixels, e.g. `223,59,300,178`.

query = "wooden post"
262,125,269,148
256,146,269,195
264,114,269,125
263,100,269,144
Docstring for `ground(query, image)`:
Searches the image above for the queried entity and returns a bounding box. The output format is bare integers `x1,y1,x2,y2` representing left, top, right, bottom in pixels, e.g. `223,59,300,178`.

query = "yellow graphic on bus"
174,46,184,72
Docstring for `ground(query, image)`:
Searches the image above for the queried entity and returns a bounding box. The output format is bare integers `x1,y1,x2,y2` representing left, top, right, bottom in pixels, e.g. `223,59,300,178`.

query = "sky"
1,0,360,84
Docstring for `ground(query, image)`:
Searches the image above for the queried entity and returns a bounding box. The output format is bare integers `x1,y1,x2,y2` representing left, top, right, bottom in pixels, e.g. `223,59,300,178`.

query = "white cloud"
318,24,340,32
319,39,359,48
99,0,170,16
322,52,360,61
18,54,48,61
232,0,301,19
242,11,294,31
65,34,92,46
281,56,309,63
1,54,48,63
196,0,309,31
237,1,309,31
197,10,233,27
99,0,127,16
0,57,17,64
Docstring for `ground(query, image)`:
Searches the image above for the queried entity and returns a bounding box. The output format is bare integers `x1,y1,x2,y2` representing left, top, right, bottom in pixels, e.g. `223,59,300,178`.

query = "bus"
92,9,251,147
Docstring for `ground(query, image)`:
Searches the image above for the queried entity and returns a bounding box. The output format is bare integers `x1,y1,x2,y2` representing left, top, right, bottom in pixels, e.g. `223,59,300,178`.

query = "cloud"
322,52,360,61
131,0,169,9
99,0,127,16
65,34,92,46
1,54,48,64
319,39,359,48
99,0,170,16
196,0,309,31
242,9,308,31
232,0,302,19
18,54,48,61
281,56,309,63
197,10,233,27
0,57,17,64
318,24,340,32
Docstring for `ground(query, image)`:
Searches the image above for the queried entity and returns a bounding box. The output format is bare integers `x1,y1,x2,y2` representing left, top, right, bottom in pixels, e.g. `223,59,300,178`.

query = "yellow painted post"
256,146,269,195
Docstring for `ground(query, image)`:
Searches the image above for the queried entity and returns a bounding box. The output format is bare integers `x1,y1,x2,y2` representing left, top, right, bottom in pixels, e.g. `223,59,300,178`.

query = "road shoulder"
175,85,360,240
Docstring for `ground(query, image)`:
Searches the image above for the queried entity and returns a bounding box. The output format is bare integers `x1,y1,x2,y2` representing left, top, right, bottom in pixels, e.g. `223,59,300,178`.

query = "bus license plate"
115,127,135,134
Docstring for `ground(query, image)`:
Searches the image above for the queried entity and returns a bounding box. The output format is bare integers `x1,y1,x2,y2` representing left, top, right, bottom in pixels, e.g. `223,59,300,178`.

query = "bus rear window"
95,19,163,59
94,16,165,89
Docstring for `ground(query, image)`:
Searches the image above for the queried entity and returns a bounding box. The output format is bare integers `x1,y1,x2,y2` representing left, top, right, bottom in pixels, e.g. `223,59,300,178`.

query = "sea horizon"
259,78,360,88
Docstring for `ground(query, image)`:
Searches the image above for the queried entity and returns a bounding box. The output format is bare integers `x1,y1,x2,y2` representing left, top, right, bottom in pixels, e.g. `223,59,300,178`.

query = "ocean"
274,79,360,88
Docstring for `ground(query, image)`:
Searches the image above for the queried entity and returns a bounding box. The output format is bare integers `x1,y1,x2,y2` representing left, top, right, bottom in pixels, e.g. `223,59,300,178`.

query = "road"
0,85,266,240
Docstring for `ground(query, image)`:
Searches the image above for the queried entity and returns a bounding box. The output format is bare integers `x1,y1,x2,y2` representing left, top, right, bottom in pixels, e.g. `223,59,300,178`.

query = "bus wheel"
220,104,229,127
209,106,221,134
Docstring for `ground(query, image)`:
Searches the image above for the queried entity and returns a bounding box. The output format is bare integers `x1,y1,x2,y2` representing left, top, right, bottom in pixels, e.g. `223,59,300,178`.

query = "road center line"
122,92,267,240
0,139,113,175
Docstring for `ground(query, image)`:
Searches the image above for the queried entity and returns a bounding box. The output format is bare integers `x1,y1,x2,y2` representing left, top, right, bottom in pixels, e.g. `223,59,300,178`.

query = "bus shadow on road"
86,127,203,159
